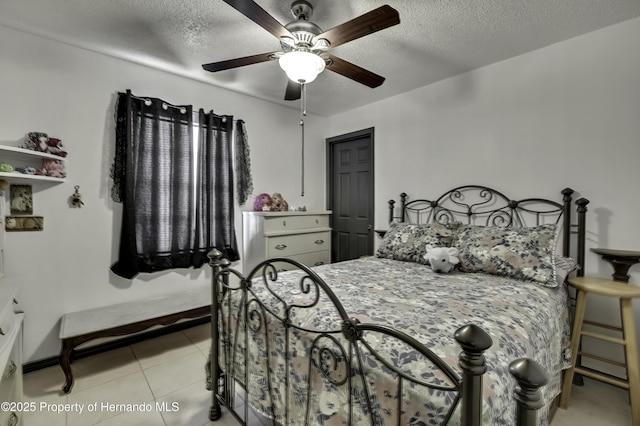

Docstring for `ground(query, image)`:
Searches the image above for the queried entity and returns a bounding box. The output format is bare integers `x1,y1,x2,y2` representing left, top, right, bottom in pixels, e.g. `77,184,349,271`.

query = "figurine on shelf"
42,158,66,178
46,137,68,158
15,167,36,175
25,132,50,152
24,132,68,157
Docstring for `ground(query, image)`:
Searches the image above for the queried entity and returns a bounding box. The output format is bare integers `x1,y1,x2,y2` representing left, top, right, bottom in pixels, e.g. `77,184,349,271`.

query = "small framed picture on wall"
5,216,44,232
10,184,33,215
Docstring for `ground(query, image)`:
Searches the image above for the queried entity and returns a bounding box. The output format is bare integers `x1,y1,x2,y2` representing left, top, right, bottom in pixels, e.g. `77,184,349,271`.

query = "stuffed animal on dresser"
253,193,273,211
271,193,289,211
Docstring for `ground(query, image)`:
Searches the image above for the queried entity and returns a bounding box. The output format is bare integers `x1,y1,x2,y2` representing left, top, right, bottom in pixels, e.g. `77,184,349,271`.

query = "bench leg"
59,339,75,394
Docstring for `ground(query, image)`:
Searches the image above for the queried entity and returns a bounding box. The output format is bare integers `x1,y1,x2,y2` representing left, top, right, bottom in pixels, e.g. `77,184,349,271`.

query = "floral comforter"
215,257,572,425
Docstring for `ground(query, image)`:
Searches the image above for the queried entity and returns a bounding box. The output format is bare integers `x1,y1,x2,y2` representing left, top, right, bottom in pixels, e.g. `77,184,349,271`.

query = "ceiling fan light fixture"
279,51,326,84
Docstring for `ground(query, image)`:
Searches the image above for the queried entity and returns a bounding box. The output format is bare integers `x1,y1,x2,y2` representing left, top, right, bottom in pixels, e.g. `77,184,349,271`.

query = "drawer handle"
314,239,325,245
7,361,17,377
282,220,286,227
314,261,325,266
275,244,287,250
0,328,4,336
9,412,18,426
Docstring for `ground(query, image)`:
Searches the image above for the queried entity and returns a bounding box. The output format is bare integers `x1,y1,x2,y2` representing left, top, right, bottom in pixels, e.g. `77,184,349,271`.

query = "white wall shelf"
0,145,66,184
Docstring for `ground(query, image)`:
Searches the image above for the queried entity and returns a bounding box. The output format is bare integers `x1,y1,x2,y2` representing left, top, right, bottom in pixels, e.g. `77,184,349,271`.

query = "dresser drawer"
264,215,329,234
0,358,18,403
0,409,19,426
243,211,332,272
0,386,20,426
270,251,331,272
266,231,330,258
0,314,22,407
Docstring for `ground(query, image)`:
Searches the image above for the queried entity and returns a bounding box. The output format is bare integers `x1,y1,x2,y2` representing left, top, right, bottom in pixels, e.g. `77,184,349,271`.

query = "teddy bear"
253,193,273,211
24,132,68,157
25,132,50,152
45,137,68,158
42,158,66,178
271,193,289,212
424,244,460,273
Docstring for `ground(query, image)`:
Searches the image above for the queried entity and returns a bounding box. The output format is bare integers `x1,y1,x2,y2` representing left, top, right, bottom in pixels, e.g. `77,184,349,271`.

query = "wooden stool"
560,276,640,424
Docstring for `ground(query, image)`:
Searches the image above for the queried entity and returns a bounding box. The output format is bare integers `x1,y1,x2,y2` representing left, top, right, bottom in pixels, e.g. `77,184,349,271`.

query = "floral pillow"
376,222,461,264
555,256,578,286
453,224,559,286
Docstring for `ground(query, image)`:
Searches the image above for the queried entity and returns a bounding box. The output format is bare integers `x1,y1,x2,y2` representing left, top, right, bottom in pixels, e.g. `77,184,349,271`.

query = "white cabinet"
0,279,23,426
0,145,66,184
242,211,332,272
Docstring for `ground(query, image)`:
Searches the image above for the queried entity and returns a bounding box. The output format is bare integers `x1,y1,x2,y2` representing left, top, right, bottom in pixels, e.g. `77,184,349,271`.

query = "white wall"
0,25,329,362
328,17,640,376
3,16,640,371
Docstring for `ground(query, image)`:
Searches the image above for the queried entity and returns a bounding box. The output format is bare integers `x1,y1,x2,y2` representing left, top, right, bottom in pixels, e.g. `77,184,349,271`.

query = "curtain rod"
200,110,240,124
124,90,239,123
128,93,188,114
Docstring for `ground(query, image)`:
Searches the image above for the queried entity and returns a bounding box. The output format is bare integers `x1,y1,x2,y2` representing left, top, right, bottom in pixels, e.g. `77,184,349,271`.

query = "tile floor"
22,323,632,426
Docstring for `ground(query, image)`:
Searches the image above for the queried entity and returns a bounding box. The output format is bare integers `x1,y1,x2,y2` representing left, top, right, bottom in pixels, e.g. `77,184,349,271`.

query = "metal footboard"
208,250,548,426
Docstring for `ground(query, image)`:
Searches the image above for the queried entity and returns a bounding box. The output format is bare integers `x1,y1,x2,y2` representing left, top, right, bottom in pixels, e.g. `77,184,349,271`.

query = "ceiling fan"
202,0,400,101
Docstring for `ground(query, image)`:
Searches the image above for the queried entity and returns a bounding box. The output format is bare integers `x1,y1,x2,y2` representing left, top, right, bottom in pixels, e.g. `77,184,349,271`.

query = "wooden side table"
591,248,640,283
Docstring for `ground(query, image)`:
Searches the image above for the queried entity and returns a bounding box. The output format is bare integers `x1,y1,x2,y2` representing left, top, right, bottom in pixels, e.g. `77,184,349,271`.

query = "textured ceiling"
2,0,640,116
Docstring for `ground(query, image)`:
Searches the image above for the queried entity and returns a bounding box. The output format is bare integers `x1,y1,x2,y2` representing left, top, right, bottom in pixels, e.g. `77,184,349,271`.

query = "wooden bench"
58,286,210,393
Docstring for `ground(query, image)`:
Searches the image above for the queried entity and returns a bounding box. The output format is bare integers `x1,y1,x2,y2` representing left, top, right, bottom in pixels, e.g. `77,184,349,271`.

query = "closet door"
327,128,374,263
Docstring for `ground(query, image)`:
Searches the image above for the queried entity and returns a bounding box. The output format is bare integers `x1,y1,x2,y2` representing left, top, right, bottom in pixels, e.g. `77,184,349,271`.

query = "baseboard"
23,315,211,374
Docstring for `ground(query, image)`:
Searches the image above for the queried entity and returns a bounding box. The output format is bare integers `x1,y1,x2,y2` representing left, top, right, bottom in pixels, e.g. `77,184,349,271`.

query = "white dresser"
0,279,23,426
242,211,332,272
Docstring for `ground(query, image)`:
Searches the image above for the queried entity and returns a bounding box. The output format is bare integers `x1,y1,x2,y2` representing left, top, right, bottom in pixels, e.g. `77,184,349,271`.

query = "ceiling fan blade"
222,0,294,40
202,52,279,72
313,5,400,48
325,54,385,88
284,80,302,101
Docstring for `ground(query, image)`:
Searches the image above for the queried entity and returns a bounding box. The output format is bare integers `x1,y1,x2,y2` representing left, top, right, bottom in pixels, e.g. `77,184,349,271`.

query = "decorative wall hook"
69,185,84,208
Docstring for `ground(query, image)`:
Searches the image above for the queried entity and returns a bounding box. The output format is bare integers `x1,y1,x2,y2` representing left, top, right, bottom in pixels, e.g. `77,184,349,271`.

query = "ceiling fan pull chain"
300,83,306,197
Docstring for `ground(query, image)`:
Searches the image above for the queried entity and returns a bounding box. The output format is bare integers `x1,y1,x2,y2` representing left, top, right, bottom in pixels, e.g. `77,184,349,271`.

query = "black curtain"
111,91,195,278
111,92,241,278
192,109,239,266
234,119,253,206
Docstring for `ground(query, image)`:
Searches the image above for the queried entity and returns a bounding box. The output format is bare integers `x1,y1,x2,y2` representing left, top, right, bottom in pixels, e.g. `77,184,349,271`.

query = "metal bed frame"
208,185,589,426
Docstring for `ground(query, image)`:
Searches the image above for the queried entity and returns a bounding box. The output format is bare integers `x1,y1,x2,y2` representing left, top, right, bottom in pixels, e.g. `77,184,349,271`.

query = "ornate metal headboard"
388,186,589,275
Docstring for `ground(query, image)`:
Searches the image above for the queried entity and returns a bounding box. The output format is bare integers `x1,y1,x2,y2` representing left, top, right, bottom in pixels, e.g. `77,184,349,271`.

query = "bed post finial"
388,199,395,224
454,324,493,426
509,358,548,426
208,248,230,268
400,193,408,222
